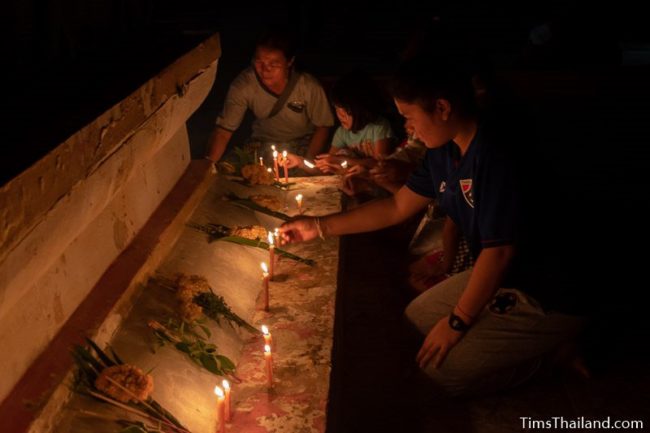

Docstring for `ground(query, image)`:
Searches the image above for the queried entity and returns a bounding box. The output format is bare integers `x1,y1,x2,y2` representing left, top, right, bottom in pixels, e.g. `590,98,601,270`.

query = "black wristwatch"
448,313,470,332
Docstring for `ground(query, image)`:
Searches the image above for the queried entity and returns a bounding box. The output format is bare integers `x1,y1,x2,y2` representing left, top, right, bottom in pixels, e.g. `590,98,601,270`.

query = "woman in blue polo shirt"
279,54,585,397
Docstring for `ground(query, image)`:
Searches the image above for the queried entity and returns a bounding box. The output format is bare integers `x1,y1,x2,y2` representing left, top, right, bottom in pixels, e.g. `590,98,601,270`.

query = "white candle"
264,344,273,388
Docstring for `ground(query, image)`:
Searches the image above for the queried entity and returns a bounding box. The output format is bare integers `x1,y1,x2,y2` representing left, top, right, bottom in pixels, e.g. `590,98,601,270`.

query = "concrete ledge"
0,160,215,433
0,34,221,402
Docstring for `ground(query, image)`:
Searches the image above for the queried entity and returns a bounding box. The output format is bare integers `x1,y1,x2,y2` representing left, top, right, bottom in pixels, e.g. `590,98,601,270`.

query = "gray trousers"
405,269,585,397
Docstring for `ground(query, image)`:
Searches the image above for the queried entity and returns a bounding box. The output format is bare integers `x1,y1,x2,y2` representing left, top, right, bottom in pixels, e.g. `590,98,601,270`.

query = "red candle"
282,150,289,183
272,150,279,182
214,386,225,433
261,325,273,348
222,380,231,422
267,233,276,280
261,262,270,311
264,344,273,388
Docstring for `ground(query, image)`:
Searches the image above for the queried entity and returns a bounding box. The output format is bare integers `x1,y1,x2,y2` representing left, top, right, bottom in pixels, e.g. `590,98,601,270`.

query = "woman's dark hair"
391,55,477,119
330,72,386,133
255,29,297,61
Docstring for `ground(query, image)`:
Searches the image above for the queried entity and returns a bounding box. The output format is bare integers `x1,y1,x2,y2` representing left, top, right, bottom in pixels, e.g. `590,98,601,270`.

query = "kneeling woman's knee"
420,363,482,397
404,298,449,335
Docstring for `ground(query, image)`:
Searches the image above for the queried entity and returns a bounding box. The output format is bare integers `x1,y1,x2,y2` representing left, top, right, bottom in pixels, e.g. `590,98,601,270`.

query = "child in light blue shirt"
315,73,394,173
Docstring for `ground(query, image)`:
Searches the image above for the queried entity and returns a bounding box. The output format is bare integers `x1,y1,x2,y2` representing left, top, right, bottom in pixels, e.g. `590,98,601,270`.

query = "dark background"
3,0,648,183
3,0,648,316
2,1,649,430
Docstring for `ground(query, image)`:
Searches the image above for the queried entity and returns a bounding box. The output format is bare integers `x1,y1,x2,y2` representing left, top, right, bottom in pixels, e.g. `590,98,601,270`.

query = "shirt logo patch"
439,181,446,193
459,179,474,208
287,100,306,113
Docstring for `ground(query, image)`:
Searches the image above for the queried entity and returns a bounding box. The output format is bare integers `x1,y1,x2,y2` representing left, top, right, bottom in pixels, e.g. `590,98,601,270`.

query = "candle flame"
303,160,315,169
273,150,278,158
222,379,230,391
261,262,268,273
267,167,273,172
341,160,348,168
267,232,274,245
214,386,224,397
295,194,303,202
271,145,276,151
264,344,271,353
282,150,288,157
274,228,279,236
261,325,269,335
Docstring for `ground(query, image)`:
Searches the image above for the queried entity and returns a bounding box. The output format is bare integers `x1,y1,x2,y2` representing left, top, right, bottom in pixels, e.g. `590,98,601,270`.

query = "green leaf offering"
148,320,237,379
171,274,258,333
187,222,316,266
224,193,291,221
71,339,190,433
193,291,259,334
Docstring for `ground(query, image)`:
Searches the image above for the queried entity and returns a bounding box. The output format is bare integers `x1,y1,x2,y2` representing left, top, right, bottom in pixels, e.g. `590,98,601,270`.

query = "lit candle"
222,380,231,422
261,262,270,311
303,159,315,169
272,150,279,181
295,194,303,213
340,160,349,176
264,344,273,388
282,150,288,183
259,156,264,166
267,232,275,280
273,228,280,246
261,324,272,347
214,386,225,433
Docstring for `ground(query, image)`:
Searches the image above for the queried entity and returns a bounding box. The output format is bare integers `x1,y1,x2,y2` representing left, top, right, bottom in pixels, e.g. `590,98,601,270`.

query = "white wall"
0,35,220,403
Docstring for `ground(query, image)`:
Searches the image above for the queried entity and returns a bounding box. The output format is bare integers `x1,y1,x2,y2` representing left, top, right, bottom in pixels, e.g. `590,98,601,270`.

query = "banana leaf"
187,222,315,266
71,339,189,433
230,178,296,189
224,193,291,221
